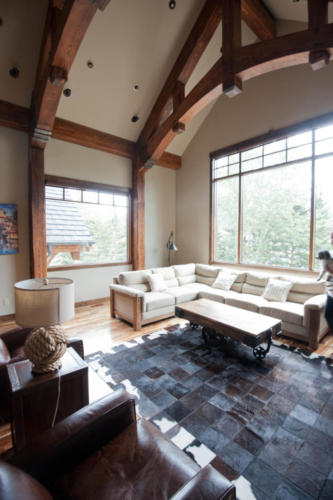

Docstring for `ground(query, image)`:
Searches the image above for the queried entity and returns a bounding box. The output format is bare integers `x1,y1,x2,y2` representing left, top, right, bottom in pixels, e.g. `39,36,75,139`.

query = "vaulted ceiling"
1,0,333,156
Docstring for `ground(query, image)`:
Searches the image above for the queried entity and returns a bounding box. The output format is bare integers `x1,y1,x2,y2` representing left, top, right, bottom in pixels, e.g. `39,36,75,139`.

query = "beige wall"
145,165,176,269
0,127,30,315
176,62,333,265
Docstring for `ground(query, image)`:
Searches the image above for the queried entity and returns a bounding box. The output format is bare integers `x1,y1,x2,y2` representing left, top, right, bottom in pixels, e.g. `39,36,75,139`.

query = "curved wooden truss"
140,0,333,164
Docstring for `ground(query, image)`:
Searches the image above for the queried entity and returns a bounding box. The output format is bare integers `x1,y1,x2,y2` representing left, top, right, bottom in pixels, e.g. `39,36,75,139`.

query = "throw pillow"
146,273,167,292
262,278,293,302
212,271,237,291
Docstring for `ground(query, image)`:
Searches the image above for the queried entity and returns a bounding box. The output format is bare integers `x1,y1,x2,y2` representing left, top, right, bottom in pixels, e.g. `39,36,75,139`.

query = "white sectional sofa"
109,263,328,349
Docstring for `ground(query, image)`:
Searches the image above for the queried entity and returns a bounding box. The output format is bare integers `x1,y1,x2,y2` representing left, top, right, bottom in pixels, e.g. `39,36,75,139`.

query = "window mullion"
309,129,315,271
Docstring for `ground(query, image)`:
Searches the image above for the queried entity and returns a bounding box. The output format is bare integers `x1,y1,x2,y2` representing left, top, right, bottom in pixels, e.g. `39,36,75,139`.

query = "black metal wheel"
190,322,199,330
253,345,267,359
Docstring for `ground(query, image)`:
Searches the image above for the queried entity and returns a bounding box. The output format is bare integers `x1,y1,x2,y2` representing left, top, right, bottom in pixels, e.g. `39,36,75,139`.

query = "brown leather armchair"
0,327,84,422
1,389,236,500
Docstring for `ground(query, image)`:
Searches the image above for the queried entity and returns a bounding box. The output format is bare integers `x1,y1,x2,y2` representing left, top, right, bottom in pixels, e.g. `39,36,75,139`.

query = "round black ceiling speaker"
63,88,71,97
169,0,176,9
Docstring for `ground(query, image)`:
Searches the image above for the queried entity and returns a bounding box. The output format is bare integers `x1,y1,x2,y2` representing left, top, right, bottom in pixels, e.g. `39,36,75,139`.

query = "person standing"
325,231,333,333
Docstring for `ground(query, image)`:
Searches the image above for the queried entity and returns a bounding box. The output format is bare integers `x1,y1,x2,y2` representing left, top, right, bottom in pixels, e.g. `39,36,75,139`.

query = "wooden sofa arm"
109,285,144,330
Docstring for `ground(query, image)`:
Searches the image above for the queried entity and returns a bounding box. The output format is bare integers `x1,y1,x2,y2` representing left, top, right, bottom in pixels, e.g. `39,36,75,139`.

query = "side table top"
6,347,87,393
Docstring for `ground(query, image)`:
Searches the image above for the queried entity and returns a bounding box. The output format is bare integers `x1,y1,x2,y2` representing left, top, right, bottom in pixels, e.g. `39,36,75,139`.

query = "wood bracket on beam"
223,75,243,97
309,48,330,70
50,65,67,86
31,127,52,149
172,122,185,134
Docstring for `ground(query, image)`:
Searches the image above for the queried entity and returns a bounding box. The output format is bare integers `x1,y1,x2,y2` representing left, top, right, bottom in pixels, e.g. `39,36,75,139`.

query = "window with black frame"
211,121,333,271
45,179,131,269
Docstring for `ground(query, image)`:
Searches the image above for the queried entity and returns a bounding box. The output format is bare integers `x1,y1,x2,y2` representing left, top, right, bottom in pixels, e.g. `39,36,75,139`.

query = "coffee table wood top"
175,299,281,340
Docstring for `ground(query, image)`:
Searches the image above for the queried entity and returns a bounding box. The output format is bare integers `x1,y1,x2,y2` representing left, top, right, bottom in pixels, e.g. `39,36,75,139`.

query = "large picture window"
45,177,131,269
211,117,333,271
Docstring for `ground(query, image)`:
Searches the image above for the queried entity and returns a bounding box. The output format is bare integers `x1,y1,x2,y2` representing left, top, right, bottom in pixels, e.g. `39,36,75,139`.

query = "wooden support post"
29,145,47,278
221,0,242,97
308,0,330,70
132,157,146,270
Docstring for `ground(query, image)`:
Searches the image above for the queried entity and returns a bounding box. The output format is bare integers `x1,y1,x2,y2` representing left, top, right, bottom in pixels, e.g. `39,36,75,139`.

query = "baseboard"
0,313,15,321
75,297,108,308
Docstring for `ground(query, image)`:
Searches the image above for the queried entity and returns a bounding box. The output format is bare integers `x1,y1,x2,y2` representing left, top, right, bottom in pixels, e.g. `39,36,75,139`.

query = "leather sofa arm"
170,465,236,500
12,390,135,485
67,337,84,359
0,327,31,354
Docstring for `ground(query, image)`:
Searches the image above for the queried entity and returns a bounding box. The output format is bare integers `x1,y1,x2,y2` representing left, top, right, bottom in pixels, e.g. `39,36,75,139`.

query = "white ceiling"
1,0,333,156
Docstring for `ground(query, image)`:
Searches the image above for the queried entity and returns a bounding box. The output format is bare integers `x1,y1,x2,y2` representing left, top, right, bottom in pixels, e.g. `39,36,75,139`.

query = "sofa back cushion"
173,264,196,285
118,270,152,292
242,272,269,296
152,267,178,288
173,263,195,277
195,264,220,286
230,272,246,292
282,277,326,304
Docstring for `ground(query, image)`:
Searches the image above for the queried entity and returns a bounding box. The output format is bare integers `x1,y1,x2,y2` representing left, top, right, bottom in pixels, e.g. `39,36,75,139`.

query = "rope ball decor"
24,326,68,373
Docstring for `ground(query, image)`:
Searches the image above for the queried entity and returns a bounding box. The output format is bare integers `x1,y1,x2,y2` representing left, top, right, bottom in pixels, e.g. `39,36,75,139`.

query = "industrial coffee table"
175,298,281,359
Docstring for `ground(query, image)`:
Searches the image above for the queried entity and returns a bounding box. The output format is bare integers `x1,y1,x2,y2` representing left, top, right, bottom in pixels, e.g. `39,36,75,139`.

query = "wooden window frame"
45,175,132,271
209,111,333,274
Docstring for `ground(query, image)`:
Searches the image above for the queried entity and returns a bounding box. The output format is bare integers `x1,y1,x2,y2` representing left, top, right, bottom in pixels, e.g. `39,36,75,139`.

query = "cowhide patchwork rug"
87,324,333,500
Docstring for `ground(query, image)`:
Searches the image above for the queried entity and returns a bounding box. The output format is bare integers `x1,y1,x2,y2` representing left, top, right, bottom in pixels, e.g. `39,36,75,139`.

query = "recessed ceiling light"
63,88,71,97
133,84,140,91
9,66,20,78
131,115,139,123
87,60,94,69
169,0,176,9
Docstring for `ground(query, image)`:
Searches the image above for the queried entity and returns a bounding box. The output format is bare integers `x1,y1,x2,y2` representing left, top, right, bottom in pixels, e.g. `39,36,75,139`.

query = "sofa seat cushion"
198,289,240,304
165,287,198,304
144,292,175,312
260,302,304,326
225,294,268,312
183,283,212,293
53,419,199,500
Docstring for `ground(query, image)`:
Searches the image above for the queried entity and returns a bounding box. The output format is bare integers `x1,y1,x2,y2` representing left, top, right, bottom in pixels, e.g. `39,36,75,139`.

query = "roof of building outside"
46,199,94,246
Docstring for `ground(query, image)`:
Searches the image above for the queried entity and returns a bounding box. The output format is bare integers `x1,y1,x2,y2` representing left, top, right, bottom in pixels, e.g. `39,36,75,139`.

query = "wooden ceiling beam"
242,0,276,41
222,0,242,97
52,118,136,158
32,0,110,149
0,100,182,169
156,152,182,170
0,101,30,133
146,24,333,161
308,0,330,70
138,0,222,151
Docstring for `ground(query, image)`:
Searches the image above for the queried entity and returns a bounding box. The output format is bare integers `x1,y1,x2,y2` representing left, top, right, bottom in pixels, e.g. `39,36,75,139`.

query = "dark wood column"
29,145,47,278
132,157,146,270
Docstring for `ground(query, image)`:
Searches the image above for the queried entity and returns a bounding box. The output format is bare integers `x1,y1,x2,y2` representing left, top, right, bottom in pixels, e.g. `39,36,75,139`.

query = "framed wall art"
0,204,19,255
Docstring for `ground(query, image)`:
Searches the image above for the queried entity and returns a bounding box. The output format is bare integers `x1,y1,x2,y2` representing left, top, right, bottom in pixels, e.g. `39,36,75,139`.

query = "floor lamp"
166,231,178,266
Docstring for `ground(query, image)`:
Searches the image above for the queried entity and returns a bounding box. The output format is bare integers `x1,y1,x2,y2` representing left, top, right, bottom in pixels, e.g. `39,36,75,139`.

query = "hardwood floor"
1,298,332,455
